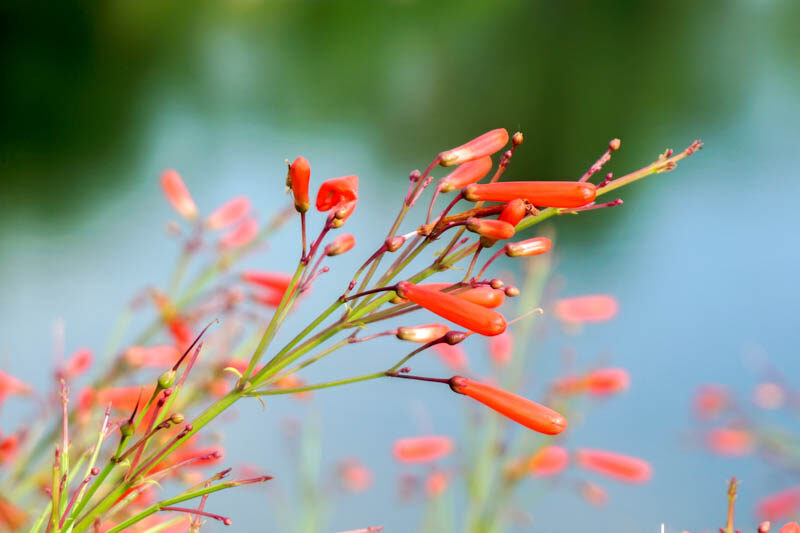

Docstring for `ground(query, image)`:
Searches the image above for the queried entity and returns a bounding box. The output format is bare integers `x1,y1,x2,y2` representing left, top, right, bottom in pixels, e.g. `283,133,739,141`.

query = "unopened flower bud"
438,157,493,193
490,279,504,290
170,413,185,424
385,235,405,252
325,233,356,256
466,217,515,242
609,138,621,151
158,370,177,390
120,421,135,438
505,237,552,257
439,128,509,167
288,157,311,213
396,324,449,343
444,330,468,345
512,132,524,146
505,286,520,297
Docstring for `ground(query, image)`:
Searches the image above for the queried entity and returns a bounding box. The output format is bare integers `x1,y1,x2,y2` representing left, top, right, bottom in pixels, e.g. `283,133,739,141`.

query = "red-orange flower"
396,324,450,343
466,217,515,241
63,348,93,379
219,218,259,249
395,282,506,336
432,343,468,372
439,156,494,192
439,129,508,167
289,156,311,213
464,181,596,208
554,294,618,324
160,169,198,220
242,270,293,291
0,497,26,531
394,283,505,309
392,436,454,463
780,523,800,533
498,198,528,226
338,458,373,492
706,428,754,457
316,175,359,211
584,368,630,395
325,233,356,256
692,384,730,420
0,370,31,403
449,376,567,434
758,487,800,520
575,448,651,484
527,445,569,477
124,345,180,368
424,470,449,497
0,434,20,464
489,331,513,367
206,196,251,230
505,237,551,257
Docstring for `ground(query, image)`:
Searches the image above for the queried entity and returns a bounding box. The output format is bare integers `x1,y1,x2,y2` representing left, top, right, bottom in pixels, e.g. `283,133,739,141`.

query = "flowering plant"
0,128,700,532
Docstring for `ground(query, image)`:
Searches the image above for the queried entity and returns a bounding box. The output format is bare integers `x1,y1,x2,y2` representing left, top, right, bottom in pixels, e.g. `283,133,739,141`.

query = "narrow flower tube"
395,282,506,336
575,449,652,484
706,428,754,457
316,175,359,211
466,217,515,241
288,157,311,213
396,324,450,343
392,436,454,463
554,294,618,324
439,129,509,167
439,156,494,192
325,233,356,256
394,283,505,308
464,181,596,208
160,169,198,220
219,218,259,249
505,237,551,257
206,197,251,230
449,376,567,434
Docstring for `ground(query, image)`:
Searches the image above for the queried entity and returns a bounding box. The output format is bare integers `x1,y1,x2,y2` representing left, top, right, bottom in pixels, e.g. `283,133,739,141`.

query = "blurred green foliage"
2,0,798,220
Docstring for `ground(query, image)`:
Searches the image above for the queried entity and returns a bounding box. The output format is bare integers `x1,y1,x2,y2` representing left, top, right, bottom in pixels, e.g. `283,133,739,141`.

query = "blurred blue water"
1,55,799,533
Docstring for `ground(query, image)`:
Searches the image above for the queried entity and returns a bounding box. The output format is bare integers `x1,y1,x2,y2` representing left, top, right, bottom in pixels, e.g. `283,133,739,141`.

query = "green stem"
246,371,386,397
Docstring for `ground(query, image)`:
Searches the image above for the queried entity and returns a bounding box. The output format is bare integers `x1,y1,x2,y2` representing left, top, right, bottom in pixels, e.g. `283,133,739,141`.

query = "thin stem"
246,371,386,397
476,246,507,281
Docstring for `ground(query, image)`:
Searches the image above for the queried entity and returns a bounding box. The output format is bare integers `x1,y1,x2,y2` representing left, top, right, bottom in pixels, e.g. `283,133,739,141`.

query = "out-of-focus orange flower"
464,181,596,208
93,386,155,413
124,345,180,368
449,377,567,435
527,445,569,477
160,169,197,221
438,129,508,167
706,428,754,457
754,382,785,410
274,374,312,401
338,458,373,492
0,497,27,531
392,436,454,464
779,522,800,533
63,347,93,378
219,218,259,249
584,368,630,395
489,331,513,367
553,295,618,324
424,470,449,497
432,343,468,372
206,196,251,231
757,486,800,520
580,481,609,507
692,384,730,420
0,370,31,403
0,434,20,464
575,449,651,484
396,282,506,336
288,157,311,213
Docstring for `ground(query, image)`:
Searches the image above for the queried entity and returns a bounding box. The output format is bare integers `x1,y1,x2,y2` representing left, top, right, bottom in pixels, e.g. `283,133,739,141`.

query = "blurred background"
2,0,799,531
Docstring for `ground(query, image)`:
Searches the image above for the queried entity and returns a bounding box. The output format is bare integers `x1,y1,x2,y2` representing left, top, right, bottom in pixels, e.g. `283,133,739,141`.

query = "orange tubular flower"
124,345,180,368
325,233,356,256
575,449,652,484
759,487,800,520
449,376,567,434
160,169,198,220
780,523,800,533
219,218,259,249
396,324,450,343
394,283,505,309
0,497,26,531
425,470,449,497
464,181,596,208
395,282,506,336
316,175,359,211
554,294,618,324
63,348,93,378
505,237,551,257
584,368,630,395
439,156,494,192
706,428,754,457
206,196,251,230
241,270,293,291
527,445,569,477
439,128,509,167
392,436,454,463
466,217,515,241
288,156,311,213
0,370,31,402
